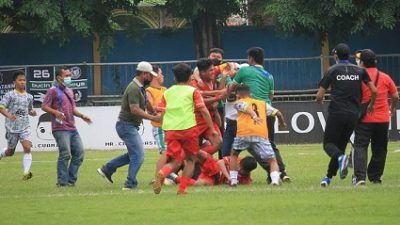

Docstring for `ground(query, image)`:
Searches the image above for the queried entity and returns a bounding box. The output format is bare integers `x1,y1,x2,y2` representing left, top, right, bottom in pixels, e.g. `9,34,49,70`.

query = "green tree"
264,0,400,70
165,0,246,58
0,0,141,55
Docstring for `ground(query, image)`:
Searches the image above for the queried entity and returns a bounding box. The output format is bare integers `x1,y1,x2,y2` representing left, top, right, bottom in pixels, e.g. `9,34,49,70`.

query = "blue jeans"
53,130,84,185
104,120,144,188
221,119,237,157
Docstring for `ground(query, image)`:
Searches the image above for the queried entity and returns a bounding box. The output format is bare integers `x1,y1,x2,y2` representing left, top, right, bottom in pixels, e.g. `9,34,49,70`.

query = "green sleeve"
127,85,141,106
270,77,275,94
233,68,244,84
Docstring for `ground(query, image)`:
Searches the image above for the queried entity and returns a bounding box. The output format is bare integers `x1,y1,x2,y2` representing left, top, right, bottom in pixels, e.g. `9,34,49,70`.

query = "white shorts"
6,128,31,149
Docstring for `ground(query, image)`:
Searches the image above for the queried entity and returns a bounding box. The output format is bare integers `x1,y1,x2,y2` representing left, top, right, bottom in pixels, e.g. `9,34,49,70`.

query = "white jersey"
0,90,33,133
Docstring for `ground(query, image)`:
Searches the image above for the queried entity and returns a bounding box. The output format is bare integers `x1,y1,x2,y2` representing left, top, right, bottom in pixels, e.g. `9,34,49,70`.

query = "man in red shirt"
190,58,225,155
353,49,398,186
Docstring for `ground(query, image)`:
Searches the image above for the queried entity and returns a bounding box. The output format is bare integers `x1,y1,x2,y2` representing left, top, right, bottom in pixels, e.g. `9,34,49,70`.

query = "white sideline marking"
1,184,400,200
394,149,400,153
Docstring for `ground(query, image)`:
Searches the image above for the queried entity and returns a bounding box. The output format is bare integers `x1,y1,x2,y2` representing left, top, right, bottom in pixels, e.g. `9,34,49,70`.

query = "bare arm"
73,108,92,124
217,159,231,182
42,104,65,121
390,91,399,116
275,111,287,128
0,107,16,121
130,104,160,122
316,86,326,104
366,81,377,113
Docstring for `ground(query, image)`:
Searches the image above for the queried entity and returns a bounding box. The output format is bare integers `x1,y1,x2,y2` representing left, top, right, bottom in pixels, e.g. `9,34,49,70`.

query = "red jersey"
361,68,397,123
218,156,252,185
190,79,217,121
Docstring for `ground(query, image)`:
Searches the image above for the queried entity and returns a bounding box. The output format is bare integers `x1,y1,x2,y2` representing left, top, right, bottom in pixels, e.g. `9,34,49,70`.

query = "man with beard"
97,61,160,190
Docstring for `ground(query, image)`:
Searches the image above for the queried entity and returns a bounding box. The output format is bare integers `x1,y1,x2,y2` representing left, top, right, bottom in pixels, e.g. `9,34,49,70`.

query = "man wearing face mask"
97,61,160,190
316,43,377,187
42,66,92,187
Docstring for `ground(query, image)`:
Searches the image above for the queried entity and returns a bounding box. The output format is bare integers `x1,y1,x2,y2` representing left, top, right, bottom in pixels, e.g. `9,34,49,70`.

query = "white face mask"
356,59,361,66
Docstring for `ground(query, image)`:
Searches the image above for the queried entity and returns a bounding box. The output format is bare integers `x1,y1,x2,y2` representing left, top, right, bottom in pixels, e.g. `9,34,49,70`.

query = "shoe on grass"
22,171,33,180
153,171,165,194
97,166,113,184
320,176,331,187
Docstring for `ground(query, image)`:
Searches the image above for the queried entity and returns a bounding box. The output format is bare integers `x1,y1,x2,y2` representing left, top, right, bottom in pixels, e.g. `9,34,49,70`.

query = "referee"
316,43,377,187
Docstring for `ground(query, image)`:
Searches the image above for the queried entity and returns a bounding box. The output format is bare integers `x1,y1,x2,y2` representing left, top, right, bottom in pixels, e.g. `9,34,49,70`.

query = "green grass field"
0,143,399,225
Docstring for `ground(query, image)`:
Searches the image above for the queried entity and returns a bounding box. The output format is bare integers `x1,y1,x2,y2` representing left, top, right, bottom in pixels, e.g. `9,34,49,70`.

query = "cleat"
371,180,382,184
282,175,291,183
97,166,113,184
338,155,349,179
153,171,165,194
320,176,331,187
22,172,33,180
355,180,366,186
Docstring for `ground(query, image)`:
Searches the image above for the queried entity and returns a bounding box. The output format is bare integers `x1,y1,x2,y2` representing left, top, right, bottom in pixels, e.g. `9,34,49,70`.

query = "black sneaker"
97,166,113,184
371,180,382,184
56,183,68,187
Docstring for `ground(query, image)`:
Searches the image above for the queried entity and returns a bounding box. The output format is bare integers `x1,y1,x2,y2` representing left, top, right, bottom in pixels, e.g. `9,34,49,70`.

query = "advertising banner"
0,106,157,151
27,65,88,106
0,103,398,152
0,67,25,99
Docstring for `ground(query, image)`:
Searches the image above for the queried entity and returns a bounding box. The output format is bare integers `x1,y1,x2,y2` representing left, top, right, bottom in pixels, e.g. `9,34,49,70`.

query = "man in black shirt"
316,43,377,187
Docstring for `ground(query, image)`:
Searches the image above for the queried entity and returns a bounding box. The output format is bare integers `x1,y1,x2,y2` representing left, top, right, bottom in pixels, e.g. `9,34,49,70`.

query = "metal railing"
1,54,399,105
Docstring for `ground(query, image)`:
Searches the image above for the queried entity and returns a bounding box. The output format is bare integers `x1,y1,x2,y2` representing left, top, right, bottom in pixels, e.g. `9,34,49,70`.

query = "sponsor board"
0,102,398,151
0,106,156,151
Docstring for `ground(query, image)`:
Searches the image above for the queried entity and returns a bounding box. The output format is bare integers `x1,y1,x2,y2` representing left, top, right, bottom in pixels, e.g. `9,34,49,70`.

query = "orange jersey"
146,86,167,127
235,97,277,138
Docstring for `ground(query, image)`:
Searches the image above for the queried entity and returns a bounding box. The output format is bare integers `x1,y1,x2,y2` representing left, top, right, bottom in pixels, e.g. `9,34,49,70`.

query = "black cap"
332,43,350,59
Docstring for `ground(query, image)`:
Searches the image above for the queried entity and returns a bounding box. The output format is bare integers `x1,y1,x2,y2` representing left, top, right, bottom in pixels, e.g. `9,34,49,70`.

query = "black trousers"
267,116,286,174
353,122,389,182
323,113,358,178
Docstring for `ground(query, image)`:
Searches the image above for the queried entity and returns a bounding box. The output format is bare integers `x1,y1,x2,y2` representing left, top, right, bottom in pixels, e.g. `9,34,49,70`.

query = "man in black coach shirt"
316,43,377,187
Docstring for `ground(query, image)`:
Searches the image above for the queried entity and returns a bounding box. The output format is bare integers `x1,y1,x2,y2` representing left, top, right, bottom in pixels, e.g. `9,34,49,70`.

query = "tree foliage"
165,0,246,58
264,0,400,45
0,0,141,55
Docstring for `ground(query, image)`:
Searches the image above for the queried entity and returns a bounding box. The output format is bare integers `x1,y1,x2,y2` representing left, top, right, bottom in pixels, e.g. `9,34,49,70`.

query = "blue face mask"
63,77,72,87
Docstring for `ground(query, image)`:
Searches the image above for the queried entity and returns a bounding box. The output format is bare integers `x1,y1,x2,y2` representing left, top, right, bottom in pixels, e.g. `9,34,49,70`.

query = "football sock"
0,149,7,159
270,171,280,184
230,170,238,185
161,165,172,178
23,153,32,173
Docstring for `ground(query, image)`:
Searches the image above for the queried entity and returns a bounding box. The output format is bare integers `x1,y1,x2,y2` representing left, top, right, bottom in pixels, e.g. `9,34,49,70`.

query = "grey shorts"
6,128,31,149
233,136,275,160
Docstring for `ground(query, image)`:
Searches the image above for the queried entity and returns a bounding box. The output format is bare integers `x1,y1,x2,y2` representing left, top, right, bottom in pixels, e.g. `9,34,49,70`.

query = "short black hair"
240,156,257,173
332,43,350,60
360,49,377,68
12,70,25,81
173,63,192,83
152,65,160,73
55,66,69,77
247,47,264,65
235,83,251,94
209,48,224,57
196,58,213,72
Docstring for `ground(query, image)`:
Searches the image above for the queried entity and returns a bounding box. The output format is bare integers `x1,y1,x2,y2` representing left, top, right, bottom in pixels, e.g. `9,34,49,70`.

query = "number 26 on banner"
33,69,50,79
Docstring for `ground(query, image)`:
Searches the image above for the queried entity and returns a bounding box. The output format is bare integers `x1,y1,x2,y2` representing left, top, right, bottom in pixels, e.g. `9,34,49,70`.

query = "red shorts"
197,120,221,138
165,126,199,163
